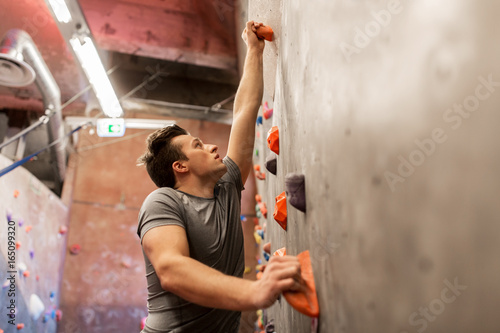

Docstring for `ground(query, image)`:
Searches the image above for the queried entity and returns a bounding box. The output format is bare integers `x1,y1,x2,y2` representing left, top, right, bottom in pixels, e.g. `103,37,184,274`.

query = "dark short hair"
137,124,188,188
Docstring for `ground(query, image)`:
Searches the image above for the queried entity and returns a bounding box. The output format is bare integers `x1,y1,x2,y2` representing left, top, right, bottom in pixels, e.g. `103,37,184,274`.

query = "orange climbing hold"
258,202,268,218
267,126,279,155
283,250,320,318
13,190,20,198
23,271,30,278
255,171,266,180
254,164,261,172
273,247,286,257
256,25,274,41
255,194,262,203
273,191,287,231
16,323,24,330
25,225,32,233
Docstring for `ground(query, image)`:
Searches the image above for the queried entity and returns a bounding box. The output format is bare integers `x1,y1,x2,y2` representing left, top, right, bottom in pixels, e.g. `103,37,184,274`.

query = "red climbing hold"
267,126,279,155
263,102,274,120
258,202,268,218
69,244,81,255
283,250,320,318
273,191,287,231
23,271,30,278
16,242,21,250
17,323,24,330
59,226,68,235
256,25,274,41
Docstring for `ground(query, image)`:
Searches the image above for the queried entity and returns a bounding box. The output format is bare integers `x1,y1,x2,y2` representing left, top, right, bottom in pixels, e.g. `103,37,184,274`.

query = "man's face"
173,135,227,181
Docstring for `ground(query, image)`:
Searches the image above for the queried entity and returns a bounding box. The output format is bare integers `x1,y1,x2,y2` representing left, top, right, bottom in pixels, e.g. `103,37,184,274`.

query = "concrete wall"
0,154,68,333
250,0,500,332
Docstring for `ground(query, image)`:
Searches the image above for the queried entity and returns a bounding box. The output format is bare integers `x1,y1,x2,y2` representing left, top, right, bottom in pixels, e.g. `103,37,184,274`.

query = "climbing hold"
69,244,81,255
263,251,270,261
6,210,12,222
255,171,266,180
16,323,24,330
267,126,279,154
263,102,274,120
16,241,21,250
258,202,268,218
18,219,23,227
265,153,277,175
55,309,63,321
256,271,263,280
121,260,131,268
254,225,262,231
256,25,274,41
29,250,34,259
283,250,320,318
263,242,271,254
285,173,306,212
2,280,9,289
50,291,55,301
253,231,262,244
257,229,265,240
265,319,275,333
254,165,261,172
43,313,50,323
59,225,68,235
13,190,20,198
141,317,147,330
253,217,259,226
18,262,27,273
255,194,262,203
23,271,30,278
256,116,263,125
255,149,259,157
273,247,287,257
244,266,251,274
29,294,45,320
273,192,287,231
25,225,32,233
256,131,260,138
36,275,39,281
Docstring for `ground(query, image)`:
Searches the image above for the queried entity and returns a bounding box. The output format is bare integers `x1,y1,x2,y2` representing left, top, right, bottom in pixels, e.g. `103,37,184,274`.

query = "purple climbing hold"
265,153,277,175
6,210,12,222
19,218,24,227
29,250,35,259
285,173,306,212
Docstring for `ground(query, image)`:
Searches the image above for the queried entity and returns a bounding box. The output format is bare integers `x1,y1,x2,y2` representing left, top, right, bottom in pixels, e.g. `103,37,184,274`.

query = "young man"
136,21,301,332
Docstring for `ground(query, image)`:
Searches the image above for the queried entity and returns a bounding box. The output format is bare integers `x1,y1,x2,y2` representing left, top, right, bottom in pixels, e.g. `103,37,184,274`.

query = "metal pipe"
0,29,66,182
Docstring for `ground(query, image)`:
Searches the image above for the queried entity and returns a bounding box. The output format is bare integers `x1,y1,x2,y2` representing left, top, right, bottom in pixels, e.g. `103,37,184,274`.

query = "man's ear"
172,160,189,174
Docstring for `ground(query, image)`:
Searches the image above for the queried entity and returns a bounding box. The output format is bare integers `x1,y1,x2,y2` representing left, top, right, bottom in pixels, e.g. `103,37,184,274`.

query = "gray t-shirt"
137,156,245,333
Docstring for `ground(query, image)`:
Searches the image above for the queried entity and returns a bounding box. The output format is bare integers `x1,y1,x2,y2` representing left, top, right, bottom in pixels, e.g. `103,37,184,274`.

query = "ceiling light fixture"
47,0,73,23
69,36,123,118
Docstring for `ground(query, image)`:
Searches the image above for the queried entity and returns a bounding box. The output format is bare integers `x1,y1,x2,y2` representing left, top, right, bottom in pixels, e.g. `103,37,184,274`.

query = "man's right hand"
251,255,302,309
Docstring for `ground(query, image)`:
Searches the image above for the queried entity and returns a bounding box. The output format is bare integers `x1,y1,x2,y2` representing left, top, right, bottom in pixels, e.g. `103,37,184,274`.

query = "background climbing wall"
249,0,500,332
0,154,68,332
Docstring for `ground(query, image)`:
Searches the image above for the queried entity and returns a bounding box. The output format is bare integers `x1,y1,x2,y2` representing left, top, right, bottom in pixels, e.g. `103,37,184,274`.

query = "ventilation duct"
0,29,66,184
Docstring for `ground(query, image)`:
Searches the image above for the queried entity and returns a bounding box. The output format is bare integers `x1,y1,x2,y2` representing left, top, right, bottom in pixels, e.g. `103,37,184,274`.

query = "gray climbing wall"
249,0,500,332
0,154,68,332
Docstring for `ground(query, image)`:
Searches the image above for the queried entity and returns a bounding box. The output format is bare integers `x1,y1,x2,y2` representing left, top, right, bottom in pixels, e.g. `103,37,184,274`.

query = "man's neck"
175,179,217,198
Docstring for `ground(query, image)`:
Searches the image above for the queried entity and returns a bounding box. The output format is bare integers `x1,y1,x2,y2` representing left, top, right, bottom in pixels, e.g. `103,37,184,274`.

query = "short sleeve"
220,156,244,192
137,189,185,243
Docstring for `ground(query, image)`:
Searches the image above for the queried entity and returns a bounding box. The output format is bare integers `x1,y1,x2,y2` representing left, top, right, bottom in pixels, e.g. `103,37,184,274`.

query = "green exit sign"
96,118,126,137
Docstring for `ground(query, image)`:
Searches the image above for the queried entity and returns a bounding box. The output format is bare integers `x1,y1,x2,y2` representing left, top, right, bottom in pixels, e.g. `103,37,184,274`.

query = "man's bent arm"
227,21,265,184
142,224,300,311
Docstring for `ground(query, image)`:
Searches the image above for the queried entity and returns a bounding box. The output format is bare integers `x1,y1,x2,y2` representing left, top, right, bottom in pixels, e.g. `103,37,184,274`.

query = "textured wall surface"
250,0,500,332
0,154,68,333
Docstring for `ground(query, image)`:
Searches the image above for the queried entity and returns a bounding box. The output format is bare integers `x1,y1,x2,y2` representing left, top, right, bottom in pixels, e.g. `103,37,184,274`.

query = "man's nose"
207,145,218,153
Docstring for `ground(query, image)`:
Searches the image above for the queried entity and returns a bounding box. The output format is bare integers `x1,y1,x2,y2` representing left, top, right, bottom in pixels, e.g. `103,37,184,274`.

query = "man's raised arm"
227,21,265,184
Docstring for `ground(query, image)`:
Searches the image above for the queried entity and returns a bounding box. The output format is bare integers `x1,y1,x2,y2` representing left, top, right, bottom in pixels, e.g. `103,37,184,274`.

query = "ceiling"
0,0,241,115
0,0,243,193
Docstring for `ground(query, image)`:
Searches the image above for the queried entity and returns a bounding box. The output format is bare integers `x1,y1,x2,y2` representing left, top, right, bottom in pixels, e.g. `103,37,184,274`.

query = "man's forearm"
160,255,257,311
233,48,264,119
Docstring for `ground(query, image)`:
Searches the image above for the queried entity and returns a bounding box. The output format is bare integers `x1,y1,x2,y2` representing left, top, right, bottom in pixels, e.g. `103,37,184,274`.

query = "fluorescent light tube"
70,36,123,118
47,0,73,23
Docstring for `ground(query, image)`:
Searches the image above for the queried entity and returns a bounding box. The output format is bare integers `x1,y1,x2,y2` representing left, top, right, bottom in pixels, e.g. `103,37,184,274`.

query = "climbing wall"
0,154,68,332
249,0,500,332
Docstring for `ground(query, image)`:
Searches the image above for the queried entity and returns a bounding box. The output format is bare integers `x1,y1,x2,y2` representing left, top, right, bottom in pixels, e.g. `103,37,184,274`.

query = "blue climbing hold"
263,251,270,261
256,116,263,125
